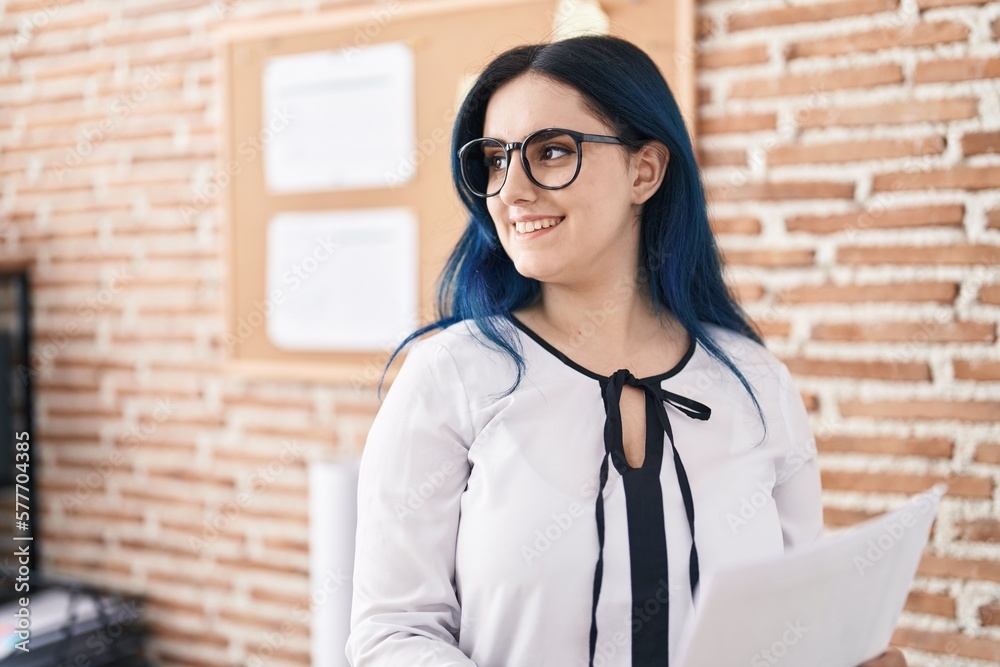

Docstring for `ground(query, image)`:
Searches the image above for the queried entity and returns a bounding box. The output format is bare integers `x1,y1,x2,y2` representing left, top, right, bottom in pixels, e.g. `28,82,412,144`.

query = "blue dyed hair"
377,35,767,438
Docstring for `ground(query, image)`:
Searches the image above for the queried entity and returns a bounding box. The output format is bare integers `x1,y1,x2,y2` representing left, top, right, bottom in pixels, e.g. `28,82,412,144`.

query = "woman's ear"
630,140,669,206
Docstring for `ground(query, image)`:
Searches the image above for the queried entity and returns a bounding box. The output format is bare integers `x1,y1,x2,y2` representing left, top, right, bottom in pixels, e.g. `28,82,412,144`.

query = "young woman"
346,35,907,667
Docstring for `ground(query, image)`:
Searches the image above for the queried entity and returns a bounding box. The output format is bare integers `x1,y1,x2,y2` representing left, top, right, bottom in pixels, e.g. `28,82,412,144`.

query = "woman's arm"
771,362,824,550
346,340,478,666
770,363,908,667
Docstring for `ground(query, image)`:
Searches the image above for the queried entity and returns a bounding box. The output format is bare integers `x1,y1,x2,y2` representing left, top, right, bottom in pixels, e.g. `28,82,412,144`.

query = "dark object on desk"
0,569,154,666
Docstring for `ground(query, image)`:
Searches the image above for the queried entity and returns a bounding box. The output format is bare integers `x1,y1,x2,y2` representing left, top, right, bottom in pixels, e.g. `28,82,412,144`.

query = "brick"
915,57,1000,84
778,282,958,304
710,216,760,235
730,63,903,99
146,569,233,593
32,8,107,34
121,0,205,19
981,601,1000,627
120,537,199,560
697,43,769,69
769,135,944,166
956,518,1000,543
872,166,1000,193
787,21,968,59
33,59,116,81
145,468,236,491
698,146,746,168
995,16,1000,40
721,248,815,267
979,285,1000,305
730,282,764,303
39,529,104,549
202,6,303,32
820,470,992,497
213,556,308,577
129,44,214,70
696,15,715,41
263,535,309,553
728,0,898,32
708,180,855,203
812,320,995,343
824,506,878,527
892,626,1000,662
157,650,226,667
816,435,953,458
954,360,1000,381
6,0,84,10
120,487,204,510
212,449,309,468
797,98,978,128
837,244,1000,266
783,356,931,381
697,86,712,106
786,204,964,234
148,623,229,649
218,608,299,630
756,319,792,338
249,586,308,607
975,443,1000,464
917,0,993,6
962,130,1000,157
839,398,1000,422
103,25,192,47
988,208,1000,229
904,590,956,618
145,595,204,616
61,505,143,525
48,555,131,580
699,112,776,135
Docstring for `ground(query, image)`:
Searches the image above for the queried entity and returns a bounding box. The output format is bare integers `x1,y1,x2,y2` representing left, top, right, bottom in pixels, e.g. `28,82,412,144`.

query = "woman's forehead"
481,73,600,140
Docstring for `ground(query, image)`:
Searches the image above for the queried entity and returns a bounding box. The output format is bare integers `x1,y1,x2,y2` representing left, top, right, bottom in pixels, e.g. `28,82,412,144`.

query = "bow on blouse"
589,368,711,667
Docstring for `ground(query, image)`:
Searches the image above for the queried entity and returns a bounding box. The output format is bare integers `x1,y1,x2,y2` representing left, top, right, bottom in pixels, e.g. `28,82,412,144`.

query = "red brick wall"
697,0,1000,664
1,0,998,665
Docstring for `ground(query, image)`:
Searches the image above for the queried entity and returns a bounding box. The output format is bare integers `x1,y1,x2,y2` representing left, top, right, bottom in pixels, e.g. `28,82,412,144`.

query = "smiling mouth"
513,217,563,234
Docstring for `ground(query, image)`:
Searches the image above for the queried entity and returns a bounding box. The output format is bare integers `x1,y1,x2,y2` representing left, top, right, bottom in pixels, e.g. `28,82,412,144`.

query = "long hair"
377,35,767,437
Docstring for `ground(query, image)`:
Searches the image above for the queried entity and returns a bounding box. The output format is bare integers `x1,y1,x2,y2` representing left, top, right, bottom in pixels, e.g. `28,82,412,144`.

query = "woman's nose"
497,148,536,205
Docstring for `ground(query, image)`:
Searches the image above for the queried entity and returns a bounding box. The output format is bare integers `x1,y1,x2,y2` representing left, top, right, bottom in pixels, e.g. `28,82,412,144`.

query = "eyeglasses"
457,127,624,198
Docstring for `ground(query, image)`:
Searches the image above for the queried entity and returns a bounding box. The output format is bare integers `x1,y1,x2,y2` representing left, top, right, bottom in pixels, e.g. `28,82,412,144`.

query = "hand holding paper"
674,484,946,667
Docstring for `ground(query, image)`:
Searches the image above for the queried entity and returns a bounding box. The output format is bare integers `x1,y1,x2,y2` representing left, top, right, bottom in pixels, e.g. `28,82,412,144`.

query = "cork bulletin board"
215,0,694,384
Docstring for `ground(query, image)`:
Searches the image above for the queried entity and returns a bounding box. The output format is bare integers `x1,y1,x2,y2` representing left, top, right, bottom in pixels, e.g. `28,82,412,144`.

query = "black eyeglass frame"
457,127,625,198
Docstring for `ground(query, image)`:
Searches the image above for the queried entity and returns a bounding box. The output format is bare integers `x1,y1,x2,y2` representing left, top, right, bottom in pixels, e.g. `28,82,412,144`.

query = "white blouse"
346,314,824,666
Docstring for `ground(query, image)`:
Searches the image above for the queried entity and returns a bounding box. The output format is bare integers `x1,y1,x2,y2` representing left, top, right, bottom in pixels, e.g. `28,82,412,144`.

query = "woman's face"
482,73,651,287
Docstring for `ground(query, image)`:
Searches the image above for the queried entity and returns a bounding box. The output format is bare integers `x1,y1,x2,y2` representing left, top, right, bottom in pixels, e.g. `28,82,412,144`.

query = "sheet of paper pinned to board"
265,208,419,351
673,483,947,667
261,41,415,193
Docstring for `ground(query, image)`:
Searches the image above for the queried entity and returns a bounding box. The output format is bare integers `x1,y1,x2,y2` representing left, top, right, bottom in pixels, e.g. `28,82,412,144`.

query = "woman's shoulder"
407,316,513,375
696,320,793,388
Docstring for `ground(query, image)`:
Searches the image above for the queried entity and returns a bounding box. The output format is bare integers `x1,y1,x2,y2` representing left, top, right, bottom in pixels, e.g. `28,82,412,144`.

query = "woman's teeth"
515,217,562,233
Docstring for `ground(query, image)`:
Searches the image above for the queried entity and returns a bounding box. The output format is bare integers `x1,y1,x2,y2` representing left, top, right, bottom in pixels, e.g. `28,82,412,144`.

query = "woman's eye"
540,145,574,160
485,155,507,170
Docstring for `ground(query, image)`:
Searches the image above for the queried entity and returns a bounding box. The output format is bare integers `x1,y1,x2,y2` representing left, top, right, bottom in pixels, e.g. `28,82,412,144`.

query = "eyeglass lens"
462,130,579,197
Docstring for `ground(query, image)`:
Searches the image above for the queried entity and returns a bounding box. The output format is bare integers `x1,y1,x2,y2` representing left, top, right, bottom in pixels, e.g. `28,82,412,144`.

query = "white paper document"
265,208,419,351
674,484,946,667
261,41,415,193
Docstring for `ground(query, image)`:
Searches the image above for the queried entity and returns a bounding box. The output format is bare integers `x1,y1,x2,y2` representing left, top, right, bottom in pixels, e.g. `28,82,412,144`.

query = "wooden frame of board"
215,0,695,386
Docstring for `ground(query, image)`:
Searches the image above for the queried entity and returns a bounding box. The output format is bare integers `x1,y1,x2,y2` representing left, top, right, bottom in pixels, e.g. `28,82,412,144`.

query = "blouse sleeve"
770,361,825,551
345,339,478,666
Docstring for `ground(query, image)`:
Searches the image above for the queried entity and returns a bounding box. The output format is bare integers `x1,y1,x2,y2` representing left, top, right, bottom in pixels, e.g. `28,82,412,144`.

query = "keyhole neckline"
507,312,697,383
